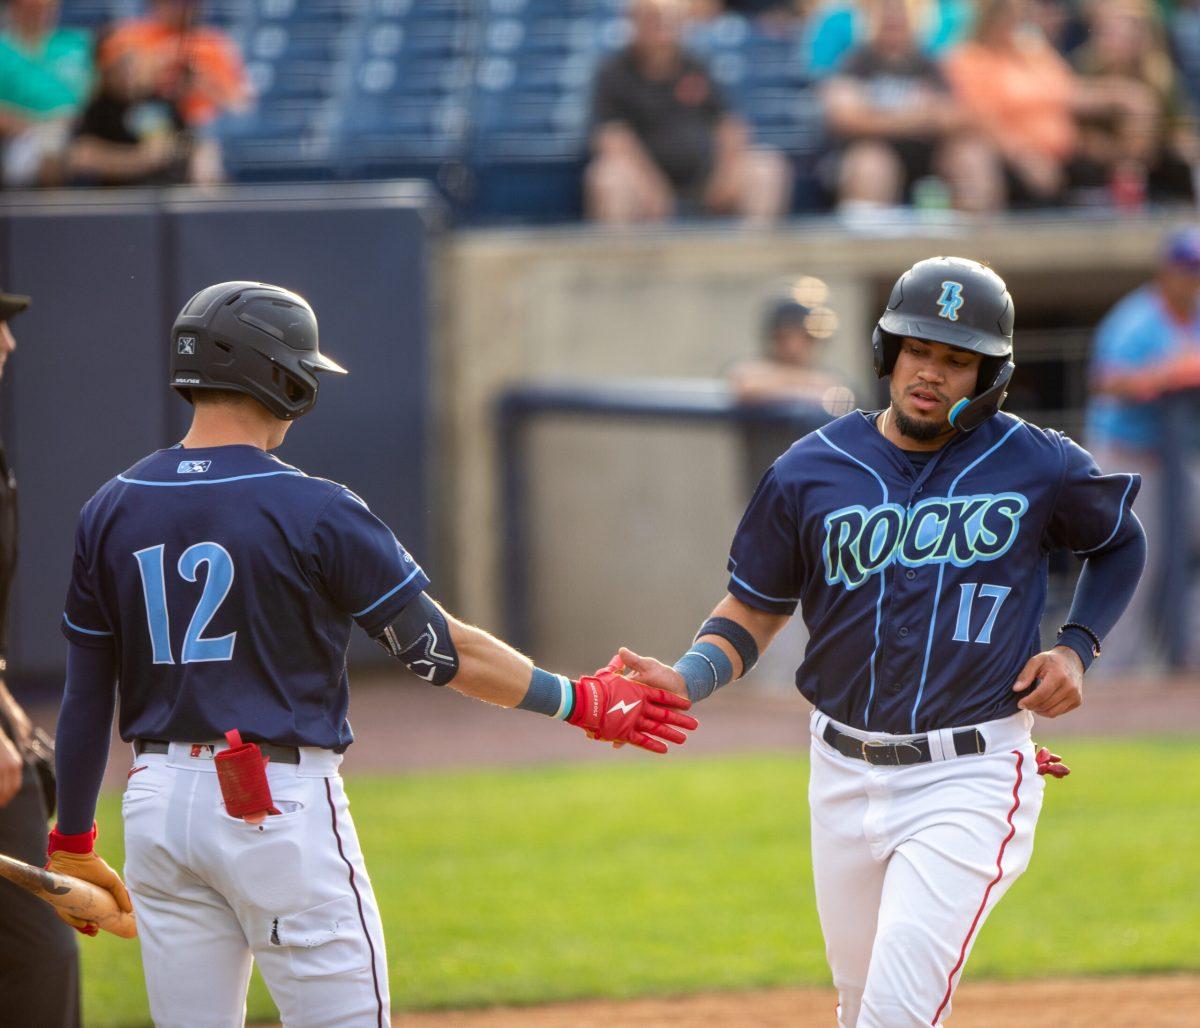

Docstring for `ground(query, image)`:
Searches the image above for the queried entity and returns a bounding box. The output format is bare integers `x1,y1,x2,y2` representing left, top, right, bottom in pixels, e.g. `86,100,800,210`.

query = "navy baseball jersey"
61,445,429,749
728,411,1140,733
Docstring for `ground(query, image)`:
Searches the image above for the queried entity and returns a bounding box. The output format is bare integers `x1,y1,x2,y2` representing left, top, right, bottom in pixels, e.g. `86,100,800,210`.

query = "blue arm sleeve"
1056,515,1148,671
55,642,118,835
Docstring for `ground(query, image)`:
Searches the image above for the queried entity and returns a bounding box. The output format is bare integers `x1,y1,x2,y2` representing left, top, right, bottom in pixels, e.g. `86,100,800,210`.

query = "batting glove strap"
48,822,97,856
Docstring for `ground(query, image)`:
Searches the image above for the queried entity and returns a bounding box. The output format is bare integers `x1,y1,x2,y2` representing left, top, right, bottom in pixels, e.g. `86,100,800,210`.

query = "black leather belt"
134,738,301,765
822,722,985,766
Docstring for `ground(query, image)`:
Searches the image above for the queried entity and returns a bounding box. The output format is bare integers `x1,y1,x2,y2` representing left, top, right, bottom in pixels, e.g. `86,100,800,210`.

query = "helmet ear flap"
948,361,1015,432
872,326,900,379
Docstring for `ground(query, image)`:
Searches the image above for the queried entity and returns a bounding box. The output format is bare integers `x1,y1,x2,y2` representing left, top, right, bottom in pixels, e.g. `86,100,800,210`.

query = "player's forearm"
1057,516,1147,670
54,643,118,835
695,594,789,677
444,615,538,709
670,594,790,703
373,594,574,717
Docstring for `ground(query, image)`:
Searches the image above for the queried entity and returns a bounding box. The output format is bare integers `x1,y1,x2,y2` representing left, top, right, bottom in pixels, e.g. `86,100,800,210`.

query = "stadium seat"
59,3,823,219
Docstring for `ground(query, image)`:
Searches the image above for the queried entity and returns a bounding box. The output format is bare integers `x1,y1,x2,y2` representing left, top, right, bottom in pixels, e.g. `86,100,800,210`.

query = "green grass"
79,739,1200,1026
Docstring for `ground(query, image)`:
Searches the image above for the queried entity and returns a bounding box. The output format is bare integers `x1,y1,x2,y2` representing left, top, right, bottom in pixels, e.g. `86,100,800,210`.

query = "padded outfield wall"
0,183,440,682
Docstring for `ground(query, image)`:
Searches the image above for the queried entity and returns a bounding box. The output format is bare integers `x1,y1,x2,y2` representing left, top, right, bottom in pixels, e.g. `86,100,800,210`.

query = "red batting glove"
1035,746,1070,779
567,659,698,754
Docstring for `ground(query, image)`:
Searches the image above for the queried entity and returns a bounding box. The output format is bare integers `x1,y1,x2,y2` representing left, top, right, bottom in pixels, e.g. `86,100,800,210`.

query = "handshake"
563,652,697,755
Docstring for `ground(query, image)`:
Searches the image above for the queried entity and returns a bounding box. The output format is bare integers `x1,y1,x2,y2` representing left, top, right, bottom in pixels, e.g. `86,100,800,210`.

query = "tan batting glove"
47,825,133,936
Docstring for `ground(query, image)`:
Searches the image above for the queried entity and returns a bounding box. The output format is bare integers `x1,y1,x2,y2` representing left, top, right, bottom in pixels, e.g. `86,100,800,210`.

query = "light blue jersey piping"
63,613,112,637
817,429,889,725
351,565,425,618
1075,474,1136,556
728,560,801,605
910,422,1023,731
117,470,305,487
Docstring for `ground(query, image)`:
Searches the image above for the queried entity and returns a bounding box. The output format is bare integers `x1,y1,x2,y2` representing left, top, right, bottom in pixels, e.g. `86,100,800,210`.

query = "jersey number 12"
134,542,237,664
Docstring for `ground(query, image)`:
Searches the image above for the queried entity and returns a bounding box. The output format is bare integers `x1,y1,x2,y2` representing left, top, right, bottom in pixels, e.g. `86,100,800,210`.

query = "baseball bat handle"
0,852,137,938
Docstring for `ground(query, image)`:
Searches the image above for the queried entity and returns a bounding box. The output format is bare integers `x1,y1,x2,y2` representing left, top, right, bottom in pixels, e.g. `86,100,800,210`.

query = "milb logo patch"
823,492,1028,590
177,460,212,474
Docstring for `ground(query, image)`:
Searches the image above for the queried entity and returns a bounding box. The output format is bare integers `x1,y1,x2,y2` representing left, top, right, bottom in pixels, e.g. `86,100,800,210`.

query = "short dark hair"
192,388,250,407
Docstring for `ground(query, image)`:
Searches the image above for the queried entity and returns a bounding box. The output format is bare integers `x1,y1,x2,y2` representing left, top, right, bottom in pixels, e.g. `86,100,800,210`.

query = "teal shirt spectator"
800,0,973,77
1086,285,1200,451
0,26,93,118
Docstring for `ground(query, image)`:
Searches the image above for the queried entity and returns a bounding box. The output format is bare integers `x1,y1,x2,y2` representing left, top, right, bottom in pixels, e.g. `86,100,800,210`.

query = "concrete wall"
439,215,1176,671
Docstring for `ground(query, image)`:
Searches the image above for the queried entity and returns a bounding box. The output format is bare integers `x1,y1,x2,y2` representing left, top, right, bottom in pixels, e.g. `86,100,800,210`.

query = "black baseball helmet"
872,256,1015,432
170,281,346,420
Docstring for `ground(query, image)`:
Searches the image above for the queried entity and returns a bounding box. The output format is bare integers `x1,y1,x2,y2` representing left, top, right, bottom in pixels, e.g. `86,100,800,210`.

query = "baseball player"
48,281,697,1028
619,257,1147,1026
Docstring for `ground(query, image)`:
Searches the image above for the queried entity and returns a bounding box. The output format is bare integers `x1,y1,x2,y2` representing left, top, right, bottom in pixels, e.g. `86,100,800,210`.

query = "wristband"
673,642,733,703
1059,622,1101,659
1056,623,1100,672
695,617,759,678
518,666,575,719
48,822,97,856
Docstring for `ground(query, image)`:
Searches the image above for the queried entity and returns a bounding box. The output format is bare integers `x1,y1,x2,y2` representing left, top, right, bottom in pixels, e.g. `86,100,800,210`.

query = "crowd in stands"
0,0,245,188
2,0,1200,223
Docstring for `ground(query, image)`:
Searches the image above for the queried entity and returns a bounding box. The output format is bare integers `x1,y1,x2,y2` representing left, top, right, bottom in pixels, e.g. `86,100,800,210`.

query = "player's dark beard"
893,407,946,442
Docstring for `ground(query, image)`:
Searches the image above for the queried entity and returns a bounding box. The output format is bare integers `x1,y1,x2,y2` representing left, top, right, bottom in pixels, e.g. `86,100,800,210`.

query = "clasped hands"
568,647,696,754
567,652,696,754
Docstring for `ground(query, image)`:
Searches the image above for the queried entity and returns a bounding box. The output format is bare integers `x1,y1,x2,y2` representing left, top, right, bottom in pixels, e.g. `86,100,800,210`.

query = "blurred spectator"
1171,0,1200,106
1085,227,1200,670
941,0,1136,207
65,44,222,186
585,0,791,224
1071,0,1197,205
0,0,93,186
822,0,999,213
801,0,973,77
98,0,248,127
729,293,850,405
730,287,854,476
1027,0,1088,55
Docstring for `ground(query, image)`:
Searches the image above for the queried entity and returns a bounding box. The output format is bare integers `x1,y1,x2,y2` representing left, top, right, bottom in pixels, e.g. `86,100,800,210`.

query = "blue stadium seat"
58,0,139,31
62,2,820,219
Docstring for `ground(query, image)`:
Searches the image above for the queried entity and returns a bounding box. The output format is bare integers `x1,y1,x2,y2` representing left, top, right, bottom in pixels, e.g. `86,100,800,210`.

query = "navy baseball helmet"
170,281,346,420
872,256,1015,432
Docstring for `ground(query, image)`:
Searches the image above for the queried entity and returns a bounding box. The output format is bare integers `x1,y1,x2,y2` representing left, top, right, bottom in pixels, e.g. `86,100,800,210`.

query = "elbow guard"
374,592,460,686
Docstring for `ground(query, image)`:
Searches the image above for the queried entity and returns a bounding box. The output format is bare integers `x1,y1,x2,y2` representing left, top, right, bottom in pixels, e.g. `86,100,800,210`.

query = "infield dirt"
396,975,1200,1026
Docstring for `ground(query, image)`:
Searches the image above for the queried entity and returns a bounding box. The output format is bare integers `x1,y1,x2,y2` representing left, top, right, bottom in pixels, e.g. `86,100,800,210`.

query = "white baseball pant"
808,710,1044,1027
121,743,389,1028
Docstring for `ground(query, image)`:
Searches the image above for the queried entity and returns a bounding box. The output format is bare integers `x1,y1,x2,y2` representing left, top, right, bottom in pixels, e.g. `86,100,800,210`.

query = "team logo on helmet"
936,281,964,321
177,335,196,355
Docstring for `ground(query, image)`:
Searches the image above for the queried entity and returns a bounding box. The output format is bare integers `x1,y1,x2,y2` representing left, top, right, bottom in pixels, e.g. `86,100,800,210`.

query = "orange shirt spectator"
943,33,1077,162
98,0,247,126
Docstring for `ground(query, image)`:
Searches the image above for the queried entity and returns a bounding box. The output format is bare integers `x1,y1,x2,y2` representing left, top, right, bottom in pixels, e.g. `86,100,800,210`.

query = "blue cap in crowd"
1162,227,1200,272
